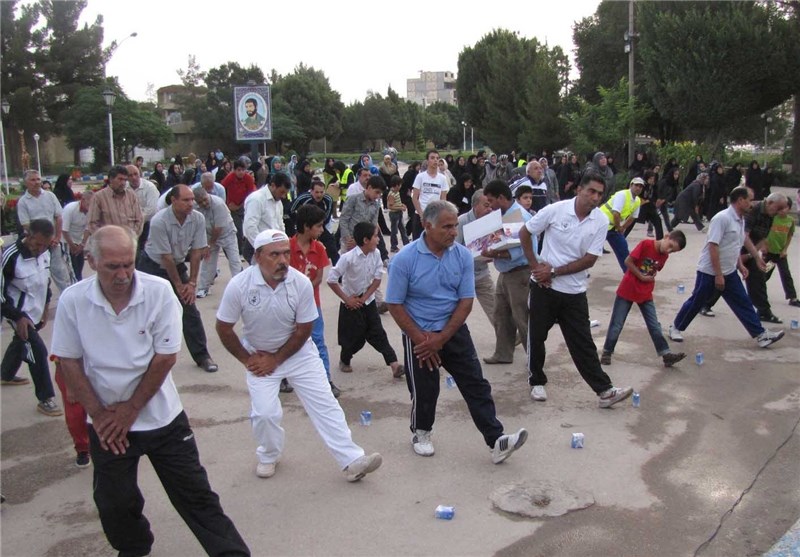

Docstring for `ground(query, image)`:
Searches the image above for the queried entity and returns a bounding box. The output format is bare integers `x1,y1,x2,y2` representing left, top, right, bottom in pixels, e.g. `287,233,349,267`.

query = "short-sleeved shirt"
744,201,775,246
385,233,475,332
412,171,449,212
616,239,669,304
51,272,183,431
61,201,88,242
525,198,608,295
327,246,383,305
221,172,256,207
494,202,533,273
243,187,284,244
17,190,62,226
195,195,236,239
191,182,227,203
338,193,380,242
766,214,794,254
216,265,318,355
133,180,161,222
697,206,744,276
144,207,208,265
87,187,143,235
290,236,330,306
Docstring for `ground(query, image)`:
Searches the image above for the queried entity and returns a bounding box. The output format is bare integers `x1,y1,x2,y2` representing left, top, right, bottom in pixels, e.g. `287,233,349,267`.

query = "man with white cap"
600,176,645,273
215,229,383,482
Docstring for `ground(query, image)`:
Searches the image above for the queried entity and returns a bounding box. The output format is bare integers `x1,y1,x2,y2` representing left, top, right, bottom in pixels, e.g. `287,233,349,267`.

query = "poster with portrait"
234,85,272,141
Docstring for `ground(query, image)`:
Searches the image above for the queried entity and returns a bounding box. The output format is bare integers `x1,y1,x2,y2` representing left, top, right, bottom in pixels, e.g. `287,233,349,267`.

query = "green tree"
457,29,568,154
637,1,799,153
566,78,652,157
63,84,172,171
270,64,343,157
424,102,461,149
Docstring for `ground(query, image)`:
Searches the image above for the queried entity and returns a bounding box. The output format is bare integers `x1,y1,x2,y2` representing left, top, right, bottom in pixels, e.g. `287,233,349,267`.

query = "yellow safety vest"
339,168,353,201
600,189,641,230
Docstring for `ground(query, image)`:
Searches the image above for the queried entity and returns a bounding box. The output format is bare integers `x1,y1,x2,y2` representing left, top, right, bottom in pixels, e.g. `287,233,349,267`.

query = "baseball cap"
630,177,646,186
253,229,289,250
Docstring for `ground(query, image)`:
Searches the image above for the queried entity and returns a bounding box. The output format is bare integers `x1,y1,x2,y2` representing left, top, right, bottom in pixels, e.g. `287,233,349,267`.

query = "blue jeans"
389,211,409,249
603,295,670,356
674,271,763,337
606,230,629,273
312,307,331,380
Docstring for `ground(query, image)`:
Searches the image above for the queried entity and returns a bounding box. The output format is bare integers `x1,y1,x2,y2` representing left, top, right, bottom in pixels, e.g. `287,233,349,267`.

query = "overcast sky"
79,0,602,106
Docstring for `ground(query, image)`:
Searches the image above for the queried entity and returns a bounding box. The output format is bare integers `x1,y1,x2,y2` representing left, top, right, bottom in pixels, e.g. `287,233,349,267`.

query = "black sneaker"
662,352,686,367
75,452,91,468
279,378,294,393
600,352,612,365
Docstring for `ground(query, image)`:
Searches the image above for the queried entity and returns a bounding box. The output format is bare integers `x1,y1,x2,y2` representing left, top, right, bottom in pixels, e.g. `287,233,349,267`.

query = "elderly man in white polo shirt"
61,190,93,281
137,184,218,373
16,169,73,292
194,187,241,298
51,225,250,557
126,163,159,253
520,170,633,408
215,229,382,482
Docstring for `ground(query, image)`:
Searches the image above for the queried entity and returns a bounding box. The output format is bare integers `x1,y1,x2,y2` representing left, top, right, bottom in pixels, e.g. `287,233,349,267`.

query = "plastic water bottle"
677,284,685,294
695,352,704,365
632,392,640,408
445,376,456,389
791,319,799,330
571,433,585,449
590,320,600,328
435,505,455,520
360,411,372,426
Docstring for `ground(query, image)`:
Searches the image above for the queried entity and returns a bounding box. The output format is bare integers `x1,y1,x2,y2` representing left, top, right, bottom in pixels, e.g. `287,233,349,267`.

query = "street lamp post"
461,121,466,152
103,90,117,167
470,127,474,153
1,99,9,195
762,113,773,167
33,133,41,175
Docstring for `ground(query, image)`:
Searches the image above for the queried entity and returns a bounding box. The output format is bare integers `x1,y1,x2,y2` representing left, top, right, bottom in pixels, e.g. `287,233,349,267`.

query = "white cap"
253,229,289,250
630,177,645,186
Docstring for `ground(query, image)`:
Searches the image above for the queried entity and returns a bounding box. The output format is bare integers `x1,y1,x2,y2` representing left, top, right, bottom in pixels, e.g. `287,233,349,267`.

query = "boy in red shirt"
290,204,340,398
601,230,688,367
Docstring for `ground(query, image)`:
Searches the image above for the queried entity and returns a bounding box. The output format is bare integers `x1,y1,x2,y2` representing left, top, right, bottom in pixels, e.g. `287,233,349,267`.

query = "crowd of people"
1,144,796,556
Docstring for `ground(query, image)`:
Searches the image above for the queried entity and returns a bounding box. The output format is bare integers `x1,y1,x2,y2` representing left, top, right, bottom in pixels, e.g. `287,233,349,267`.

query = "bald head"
126,165,141,188
87,225,137,261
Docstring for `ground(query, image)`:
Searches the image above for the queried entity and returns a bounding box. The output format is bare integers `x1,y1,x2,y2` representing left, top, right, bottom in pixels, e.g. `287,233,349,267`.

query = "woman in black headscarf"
53,174,75,207
401,161,421,236
446,173,477,216
706,161,727,220
745,160,765,200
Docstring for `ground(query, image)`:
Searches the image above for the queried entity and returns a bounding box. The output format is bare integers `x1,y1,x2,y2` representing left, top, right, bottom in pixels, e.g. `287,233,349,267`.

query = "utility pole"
626,0,636,167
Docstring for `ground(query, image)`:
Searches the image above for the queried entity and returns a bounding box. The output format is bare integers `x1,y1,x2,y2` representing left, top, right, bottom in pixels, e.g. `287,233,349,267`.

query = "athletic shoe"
412,430,434,457
757,329,785,348
330,382,341,398
668,325,684,342
195,288,209,298
600,352,612,365
344,453,382,482
256,462,277,478
1,377,30,386
339,361,353,373
759,313,783,324
662,352,686,367
699,307,715,317
646,231,655,238
279,378,293,393
391,364,406,379
491,428,528,464
788,299,800,308
75,452,91,468
530,385,547,401
598,386,633,408
37,398,63,417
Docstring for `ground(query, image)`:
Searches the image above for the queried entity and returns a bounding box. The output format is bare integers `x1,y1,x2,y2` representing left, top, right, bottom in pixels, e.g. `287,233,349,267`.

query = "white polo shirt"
412,171,449,212
17,190,62,226
61,201,89,243
217,266,318,354
697,206,744,276
525,198,608,295
144,207,208,265
243,187,284,244
51,271,183,431
132,179,161,222
327,246,384,305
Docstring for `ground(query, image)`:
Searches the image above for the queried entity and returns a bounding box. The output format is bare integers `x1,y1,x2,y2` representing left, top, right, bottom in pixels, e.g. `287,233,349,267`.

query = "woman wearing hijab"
705,161,727,220
745,160,765,200
401,161,420,236
295,159,313,195
322,158,337,186
165,162,182,191
378,154,398,206
53,174,75,207
446,173,477,216
150,161,166,192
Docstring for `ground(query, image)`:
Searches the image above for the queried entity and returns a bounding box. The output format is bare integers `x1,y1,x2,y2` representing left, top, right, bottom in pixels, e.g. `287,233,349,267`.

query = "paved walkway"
1,187,798,556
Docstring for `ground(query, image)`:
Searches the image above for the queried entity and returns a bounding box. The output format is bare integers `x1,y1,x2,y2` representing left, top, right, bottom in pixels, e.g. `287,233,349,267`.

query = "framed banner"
234,85,272,141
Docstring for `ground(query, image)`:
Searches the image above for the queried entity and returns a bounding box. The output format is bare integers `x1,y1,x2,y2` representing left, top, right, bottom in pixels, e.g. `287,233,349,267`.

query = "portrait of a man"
240,97,266,131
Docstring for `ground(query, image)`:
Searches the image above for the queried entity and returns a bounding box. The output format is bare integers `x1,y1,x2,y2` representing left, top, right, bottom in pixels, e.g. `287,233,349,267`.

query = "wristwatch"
550,267,557,279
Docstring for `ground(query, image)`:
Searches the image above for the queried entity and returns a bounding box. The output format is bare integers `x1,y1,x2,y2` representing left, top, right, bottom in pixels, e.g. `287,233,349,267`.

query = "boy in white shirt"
327,222,404,378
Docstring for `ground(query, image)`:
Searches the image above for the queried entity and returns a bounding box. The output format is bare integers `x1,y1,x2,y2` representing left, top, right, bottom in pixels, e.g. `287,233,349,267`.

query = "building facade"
406,71,457,107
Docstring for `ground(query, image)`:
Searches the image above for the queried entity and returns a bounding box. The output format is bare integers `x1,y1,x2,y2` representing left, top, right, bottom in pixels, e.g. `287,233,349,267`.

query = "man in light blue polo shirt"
386,200,527,464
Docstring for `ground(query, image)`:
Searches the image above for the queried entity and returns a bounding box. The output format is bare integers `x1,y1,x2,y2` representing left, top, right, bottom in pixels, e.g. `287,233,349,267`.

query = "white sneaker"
492,428,528,464
196,288,209,298
256,462,277,478
598,386,634,408
531,385,547,401
668,325,684,342
757,329,785,348
412,430,434,456
344,453,382,482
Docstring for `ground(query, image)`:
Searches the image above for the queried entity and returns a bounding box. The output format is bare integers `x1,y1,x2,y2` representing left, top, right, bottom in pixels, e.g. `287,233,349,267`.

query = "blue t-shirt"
386,234,475,332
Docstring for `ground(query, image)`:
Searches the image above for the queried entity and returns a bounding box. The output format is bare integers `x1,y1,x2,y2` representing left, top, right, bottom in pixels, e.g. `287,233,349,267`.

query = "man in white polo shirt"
242,172,290,263
61,190,93,281
194,187,241,298
215,229,382,482
411,149,449,239
51,225,249,557
520,170,633,408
